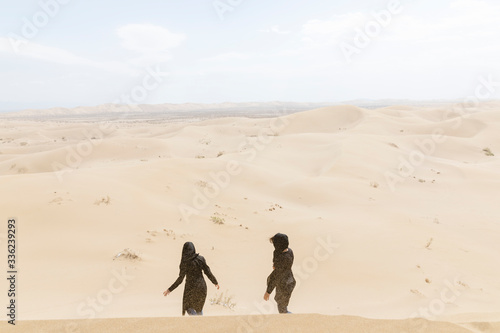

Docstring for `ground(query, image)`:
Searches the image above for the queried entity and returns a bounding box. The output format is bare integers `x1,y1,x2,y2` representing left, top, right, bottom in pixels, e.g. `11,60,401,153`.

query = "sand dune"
1,103,499,330
3,314,498,333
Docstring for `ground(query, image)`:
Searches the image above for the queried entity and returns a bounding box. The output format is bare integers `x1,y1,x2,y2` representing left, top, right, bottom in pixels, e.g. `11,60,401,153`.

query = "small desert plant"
114,248,140,260
195,155,205,159
210,215,225,225
483,148,494,156
209,291,236,310
217,151,224,157
370,181,379,188
196,180,209,188
94,195,111,205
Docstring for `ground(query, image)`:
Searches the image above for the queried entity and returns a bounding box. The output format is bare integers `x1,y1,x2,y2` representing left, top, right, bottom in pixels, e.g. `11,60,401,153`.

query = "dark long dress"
168,242,218,315
266,233,296,313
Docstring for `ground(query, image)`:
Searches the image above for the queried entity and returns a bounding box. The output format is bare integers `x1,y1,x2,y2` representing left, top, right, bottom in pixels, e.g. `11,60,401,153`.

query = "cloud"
381,0,500,43
300,13,366,45
300,0,500,46
0,23,187,78
0,37,137,75
297,0,500,68
201,52,253,62
116,24,185,59
259,25,291,35
450,0,491,11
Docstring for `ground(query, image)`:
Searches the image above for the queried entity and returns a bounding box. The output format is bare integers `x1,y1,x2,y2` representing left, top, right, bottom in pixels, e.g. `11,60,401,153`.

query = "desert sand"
1,103,500,332
3,314,499,333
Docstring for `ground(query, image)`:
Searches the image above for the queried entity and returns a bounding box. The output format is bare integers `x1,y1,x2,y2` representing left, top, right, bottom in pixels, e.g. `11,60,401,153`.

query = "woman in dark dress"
163,242,219,315
264,233,296,313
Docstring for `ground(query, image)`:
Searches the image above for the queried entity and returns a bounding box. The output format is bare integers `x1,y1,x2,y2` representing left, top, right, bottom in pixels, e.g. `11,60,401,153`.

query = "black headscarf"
271,233,289,262
180,242,199,268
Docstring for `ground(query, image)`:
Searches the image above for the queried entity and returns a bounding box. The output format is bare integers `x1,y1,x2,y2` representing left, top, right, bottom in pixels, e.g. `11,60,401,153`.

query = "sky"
0,0,499,111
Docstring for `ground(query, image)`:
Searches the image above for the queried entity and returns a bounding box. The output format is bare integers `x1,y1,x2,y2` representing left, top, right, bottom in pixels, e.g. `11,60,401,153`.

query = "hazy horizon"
2,98,483,115
1,0,500,111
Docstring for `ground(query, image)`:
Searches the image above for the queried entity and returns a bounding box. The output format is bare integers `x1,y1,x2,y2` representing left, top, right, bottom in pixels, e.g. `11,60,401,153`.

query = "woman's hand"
215,284,220,290
163,289,171,296
263,292,270,301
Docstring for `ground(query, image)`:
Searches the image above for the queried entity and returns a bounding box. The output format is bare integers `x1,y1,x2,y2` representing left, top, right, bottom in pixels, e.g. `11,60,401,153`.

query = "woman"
263,233,296,313
163,242,219,315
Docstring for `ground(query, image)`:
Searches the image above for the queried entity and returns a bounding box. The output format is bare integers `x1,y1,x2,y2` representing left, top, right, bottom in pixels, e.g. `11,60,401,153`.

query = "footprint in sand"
49,192,73,205
410,289,425,297
425,238,433,250
145,229,177,242
267,203,283,211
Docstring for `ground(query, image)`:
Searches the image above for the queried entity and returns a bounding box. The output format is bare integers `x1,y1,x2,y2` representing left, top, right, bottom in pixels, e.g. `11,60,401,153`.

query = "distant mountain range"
3,102,331,118
1,100,463,119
